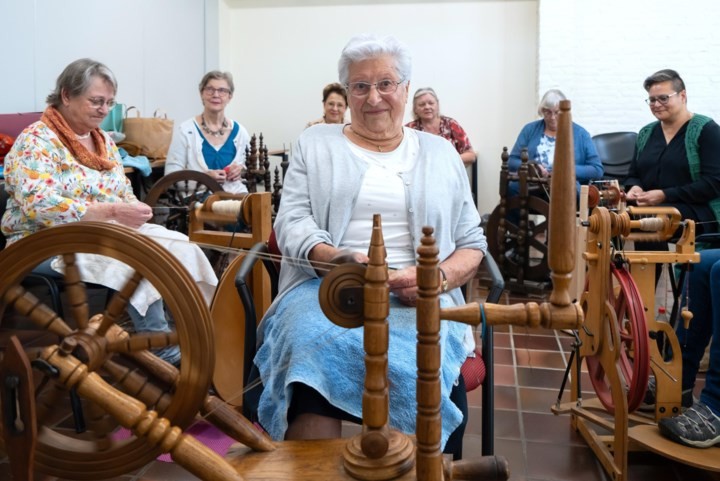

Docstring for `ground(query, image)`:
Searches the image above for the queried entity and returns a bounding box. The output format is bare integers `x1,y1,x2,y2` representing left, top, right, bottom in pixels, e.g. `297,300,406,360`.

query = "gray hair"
199,70,235,94
46,58,117,108
537,89,567,116
412,87,439,120
338,34,412,86
643,69,686,93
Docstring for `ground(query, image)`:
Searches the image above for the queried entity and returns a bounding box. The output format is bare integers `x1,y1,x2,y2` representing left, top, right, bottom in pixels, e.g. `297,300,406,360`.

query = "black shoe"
658,401,720,448
638,377,694,412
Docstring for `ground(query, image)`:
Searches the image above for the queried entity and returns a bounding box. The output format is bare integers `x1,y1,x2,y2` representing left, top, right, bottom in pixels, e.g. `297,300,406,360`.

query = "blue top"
195,121,239,170
508,119,603,184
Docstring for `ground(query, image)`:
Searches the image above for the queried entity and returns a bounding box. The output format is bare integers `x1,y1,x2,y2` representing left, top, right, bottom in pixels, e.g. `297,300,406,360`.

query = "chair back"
592,132,637,184
0,182,8,250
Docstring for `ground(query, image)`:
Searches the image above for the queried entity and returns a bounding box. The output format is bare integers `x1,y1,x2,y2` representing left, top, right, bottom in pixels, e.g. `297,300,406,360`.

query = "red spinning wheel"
586,263,650,413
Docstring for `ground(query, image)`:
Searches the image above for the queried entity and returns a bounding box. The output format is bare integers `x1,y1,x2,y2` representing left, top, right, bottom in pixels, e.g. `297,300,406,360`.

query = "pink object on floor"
114,419,237,463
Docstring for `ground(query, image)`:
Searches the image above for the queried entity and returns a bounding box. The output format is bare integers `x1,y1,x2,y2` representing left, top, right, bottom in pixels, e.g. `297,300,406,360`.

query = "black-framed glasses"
645,92,678,105
87,97,116,109
203,86,232,97
345,79,404,98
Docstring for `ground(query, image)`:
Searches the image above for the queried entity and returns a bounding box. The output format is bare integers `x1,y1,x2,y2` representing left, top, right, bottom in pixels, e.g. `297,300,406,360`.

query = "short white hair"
537,89,566,116
338,34,412,86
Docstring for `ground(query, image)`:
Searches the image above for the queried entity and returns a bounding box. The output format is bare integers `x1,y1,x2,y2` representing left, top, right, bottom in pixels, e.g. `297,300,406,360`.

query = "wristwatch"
438,267,449,293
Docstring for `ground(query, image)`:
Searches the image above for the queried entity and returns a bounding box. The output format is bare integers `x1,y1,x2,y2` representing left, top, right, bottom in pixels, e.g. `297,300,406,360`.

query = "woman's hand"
388,266,418,306
224,163,245,182
83,202,152,228
633,189,665,206
625,185,644,202
207,169,227,184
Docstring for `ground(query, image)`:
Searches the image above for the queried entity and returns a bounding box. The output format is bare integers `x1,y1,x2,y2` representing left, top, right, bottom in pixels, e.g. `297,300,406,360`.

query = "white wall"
220,0,539,215
538,0,720,136
0,0,217,124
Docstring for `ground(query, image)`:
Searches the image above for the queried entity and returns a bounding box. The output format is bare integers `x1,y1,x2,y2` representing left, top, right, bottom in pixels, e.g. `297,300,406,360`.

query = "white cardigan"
165,117,250,194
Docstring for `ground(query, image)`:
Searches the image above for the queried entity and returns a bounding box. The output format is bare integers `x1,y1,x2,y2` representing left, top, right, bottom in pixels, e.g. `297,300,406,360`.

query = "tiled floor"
3,287,720,480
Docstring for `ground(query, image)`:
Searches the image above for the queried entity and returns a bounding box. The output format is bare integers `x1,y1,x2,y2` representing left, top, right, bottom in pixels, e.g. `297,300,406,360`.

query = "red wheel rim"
586,264,650,413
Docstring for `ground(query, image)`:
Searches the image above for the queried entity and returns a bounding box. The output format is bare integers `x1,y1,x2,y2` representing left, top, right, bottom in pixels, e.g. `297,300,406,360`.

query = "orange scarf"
41,106,115,171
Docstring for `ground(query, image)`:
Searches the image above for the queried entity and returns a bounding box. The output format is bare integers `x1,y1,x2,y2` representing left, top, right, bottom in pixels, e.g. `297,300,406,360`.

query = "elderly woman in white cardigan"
247,34,486,459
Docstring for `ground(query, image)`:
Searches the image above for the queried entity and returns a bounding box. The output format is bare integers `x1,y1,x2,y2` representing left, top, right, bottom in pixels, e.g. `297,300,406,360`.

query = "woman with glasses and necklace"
508,88,602,186
165,70,250,194
247,34,485,458
405,87,476,166
625,69,720,235
1,58,219,366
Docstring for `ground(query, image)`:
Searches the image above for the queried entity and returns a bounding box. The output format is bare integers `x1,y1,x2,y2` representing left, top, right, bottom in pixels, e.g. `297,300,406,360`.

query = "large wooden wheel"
144,170,223,234
0,222,214,479
485,195,550,282
585,263,650,414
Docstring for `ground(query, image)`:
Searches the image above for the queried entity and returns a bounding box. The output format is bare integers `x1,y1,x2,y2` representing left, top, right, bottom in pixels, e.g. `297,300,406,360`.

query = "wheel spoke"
4,285,72,336
62,253,90,329
96,272,144,336
106,331,179,355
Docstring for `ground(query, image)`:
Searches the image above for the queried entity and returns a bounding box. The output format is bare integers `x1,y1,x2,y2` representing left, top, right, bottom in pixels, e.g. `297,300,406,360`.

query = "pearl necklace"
347,125,404,152
201,115,228,137
76,132,91,140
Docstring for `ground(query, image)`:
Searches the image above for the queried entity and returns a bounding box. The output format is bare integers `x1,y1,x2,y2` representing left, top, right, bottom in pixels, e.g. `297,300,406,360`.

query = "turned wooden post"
415,226,443,481
343,214,415,481
547,99,576,307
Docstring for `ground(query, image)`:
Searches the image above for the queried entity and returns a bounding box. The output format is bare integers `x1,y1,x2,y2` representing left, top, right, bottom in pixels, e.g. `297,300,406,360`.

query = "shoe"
658,401,720,448
638,376,694,412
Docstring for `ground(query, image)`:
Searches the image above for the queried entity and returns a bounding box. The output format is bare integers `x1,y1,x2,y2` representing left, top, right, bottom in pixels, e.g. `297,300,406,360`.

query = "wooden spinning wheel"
485,195,550,283
585,263,650,414
144,170,223,234
0,222,230,479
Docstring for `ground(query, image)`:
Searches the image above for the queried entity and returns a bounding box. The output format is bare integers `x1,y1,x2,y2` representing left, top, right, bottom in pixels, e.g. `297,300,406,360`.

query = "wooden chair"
231,232,505,458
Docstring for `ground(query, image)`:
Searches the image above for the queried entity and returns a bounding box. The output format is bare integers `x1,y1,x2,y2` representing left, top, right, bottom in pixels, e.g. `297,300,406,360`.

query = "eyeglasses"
87,97,116,109
203,86,232,97
541,108,560,117
345,79,405,98
645,92,679,105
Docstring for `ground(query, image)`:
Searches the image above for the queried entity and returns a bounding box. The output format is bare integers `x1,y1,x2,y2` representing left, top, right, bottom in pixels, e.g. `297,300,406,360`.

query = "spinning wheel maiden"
0,222,248,480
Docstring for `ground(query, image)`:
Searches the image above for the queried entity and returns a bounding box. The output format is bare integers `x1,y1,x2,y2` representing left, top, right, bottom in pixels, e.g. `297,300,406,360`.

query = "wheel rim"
144,170,223,235
0,222,214,478
586,264,650,414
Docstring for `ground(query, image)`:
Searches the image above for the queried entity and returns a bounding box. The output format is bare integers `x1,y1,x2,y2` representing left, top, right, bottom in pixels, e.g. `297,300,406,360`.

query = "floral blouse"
405,115,474,156
1,121,136,245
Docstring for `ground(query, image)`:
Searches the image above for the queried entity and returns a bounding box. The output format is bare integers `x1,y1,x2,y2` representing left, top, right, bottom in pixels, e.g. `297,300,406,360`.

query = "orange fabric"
41,106,114,171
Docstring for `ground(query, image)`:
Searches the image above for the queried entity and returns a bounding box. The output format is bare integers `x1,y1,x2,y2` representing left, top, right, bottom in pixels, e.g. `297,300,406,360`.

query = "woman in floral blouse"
1,58,217,366
405,87,476,166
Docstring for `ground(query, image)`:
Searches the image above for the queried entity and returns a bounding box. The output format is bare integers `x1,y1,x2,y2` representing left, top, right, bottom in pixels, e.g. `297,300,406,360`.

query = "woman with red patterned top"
405,87,476,166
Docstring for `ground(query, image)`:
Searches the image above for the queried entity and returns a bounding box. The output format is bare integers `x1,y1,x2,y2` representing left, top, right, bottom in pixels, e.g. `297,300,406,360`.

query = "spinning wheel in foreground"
485,195,550,283
0,222,222,479
144,170,223,234
584,263,650,414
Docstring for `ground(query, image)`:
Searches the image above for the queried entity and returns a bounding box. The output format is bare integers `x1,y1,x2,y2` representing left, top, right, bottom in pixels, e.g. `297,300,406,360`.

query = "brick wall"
538,0,720,136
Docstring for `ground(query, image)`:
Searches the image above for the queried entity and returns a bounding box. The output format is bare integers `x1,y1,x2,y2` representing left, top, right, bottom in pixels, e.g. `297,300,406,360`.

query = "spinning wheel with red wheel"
585,263,650,414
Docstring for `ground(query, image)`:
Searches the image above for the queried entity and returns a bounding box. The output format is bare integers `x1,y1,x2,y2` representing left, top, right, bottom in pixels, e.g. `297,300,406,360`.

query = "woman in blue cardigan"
508,89,602,186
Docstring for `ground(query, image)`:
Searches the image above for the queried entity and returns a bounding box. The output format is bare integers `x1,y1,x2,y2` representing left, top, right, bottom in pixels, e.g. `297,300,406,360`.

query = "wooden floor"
2,286,720,481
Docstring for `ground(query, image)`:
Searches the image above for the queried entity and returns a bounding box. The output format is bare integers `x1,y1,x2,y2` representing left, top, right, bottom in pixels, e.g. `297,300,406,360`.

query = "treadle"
554,398,720,472
629,424,720,471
